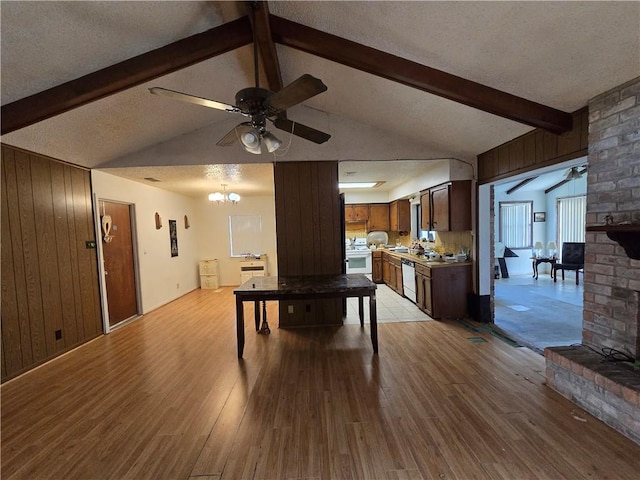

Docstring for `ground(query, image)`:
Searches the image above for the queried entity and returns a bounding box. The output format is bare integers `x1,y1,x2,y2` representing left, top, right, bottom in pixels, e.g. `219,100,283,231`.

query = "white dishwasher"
401,258,417,304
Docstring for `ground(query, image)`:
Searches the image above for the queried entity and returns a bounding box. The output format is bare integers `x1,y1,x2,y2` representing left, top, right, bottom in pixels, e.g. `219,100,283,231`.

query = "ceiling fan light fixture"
241,128,260,145
263,132,282,153
565,167,582,180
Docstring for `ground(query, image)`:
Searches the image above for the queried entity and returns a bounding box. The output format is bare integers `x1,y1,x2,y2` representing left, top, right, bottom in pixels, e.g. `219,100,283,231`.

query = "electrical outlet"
288,305,294,314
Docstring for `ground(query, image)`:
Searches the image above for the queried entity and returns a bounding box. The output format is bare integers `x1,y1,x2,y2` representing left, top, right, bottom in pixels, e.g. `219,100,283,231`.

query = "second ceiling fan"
149,10,331,155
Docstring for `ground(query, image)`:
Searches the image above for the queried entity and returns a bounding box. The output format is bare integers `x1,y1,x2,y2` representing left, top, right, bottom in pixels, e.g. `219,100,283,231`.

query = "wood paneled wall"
478,108,588,184
274,161,343,327
1,145,102,381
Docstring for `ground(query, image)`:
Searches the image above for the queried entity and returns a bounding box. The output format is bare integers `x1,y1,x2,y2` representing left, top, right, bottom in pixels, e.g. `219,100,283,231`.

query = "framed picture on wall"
169,219,178,257
534,212,546,222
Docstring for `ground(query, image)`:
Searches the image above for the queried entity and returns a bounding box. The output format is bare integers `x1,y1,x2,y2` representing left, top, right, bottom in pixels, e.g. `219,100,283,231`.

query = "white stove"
345,238,372,274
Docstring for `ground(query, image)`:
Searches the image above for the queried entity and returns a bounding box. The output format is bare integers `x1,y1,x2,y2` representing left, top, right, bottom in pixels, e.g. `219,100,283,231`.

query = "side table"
531,257,557,280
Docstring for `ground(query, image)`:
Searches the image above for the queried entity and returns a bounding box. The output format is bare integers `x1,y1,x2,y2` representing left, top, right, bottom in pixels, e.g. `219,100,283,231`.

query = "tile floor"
344,273,584,355
344,279,431,325
494,272,583,353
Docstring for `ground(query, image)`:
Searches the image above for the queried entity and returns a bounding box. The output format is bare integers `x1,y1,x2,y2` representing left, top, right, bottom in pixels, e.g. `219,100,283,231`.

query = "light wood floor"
2,287,639,479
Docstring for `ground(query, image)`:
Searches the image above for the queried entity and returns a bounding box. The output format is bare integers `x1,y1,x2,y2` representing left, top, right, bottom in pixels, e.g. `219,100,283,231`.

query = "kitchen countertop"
377,249,472,268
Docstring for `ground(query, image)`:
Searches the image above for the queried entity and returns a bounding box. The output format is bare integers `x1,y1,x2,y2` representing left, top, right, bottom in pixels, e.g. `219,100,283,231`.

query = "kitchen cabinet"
345,204,369,222
415,262,471,319
368,203,390,231
420,191,431,232
382,252,403,294
389,199,411,232
415,263,432,315
372,250,383,283
422,180,472,232
382,253,391,286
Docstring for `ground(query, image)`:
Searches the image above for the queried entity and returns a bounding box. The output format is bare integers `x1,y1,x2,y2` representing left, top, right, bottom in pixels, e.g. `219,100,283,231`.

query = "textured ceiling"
1,1,638,196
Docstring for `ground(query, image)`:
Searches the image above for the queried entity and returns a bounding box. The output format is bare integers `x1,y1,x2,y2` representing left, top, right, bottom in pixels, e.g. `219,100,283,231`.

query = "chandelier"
208,184,240,204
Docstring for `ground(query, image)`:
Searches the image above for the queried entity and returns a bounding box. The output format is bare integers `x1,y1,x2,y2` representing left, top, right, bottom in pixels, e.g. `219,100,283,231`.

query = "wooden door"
100,201,138,326
431,185,450,231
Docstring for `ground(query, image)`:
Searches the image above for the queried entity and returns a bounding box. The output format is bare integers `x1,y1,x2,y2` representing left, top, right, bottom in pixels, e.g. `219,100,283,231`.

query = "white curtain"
557,196,586,256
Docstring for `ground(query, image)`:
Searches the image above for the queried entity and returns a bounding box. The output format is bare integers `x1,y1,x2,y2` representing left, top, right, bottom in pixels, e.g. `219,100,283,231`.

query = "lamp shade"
534,241,543,250
262,132,281,153
240,128,261,154
547,241,557,250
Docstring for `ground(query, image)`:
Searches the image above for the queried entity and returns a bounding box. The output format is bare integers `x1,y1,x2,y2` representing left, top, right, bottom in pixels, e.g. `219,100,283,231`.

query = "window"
229,215,263,257
499,201,532,249
557,195,586,247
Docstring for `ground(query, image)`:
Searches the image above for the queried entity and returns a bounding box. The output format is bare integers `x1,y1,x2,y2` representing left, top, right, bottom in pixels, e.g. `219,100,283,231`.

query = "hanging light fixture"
565,167,582,180
236,122,282,155
208,184,240,204
262,131,282,153
239,127,262,155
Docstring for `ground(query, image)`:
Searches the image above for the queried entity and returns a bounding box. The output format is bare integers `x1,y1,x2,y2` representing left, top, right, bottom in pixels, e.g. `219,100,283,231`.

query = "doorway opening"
480,159,587,353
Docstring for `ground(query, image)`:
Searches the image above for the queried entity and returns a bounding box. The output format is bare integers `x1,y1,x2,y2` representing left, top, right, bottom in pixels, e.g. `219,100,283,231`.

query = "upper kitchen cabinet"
423,180,472,232
420,191,431,231
389,199,411,232
368,204,390,231
345,204,369,222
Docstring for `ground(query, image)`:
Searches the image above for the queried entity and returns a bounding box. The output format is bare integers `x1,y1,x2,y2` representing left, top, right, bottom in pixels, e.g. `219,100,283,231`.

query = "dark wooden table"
531,256,557,279
233,274,377,358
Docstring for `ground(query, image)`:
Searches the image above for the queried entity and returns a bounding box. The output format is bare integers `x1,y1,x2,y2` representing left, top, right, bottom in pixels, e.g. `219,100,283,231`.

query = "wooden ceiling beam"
507,176,538,195
544,168,587,194
269,15,573,135
248,1,283,92
1,17,253,135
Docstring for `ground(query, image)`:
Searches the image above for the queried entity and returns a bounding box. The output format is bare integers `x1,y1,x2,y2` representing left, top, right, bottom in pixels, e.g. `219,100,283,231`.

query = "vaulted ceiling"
1,1,638,197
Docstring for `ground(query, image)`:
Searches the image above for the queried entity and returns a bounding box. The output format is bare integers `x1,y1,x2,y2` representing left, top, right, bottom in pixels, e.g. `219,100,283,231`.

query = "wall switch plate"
288,305,294,314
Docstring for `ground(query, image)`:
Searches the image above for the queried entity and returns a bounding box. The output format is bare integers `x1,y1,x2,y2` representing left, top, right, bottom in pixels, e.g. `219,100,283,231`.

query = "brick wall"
585,76,640,359
546,346,640,445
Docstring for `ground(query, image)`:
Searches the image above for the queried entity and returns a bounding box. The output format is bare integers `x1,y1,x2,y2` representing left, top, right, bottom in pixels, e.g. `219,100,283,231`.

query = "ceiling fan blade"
274,118,331,144
268,74,328,112
149,87,239,113
216,123,252,147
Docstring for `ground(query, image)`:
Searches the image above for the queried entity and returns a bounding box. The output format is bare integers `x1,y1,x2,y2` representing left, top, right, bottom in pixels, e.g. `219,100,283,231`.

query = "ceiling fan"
149,22,330,155
565,165,587,180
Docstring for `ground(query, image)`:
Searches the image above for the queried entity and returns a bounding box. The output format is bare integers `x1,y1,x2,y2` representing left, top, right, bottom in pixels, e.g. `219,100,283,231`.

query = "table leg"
532,259,537,278
534,260,539,280
369,292,378,354
236,297,245,358
254,300,260,331
358,296,364,328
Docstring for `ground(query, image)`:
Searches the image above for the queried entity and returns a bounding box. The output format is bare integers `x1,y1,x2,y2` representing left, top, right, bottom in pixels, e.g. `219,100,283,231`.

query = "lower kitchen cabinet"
372,250,383,283
382,252,403,294
416,263,471,319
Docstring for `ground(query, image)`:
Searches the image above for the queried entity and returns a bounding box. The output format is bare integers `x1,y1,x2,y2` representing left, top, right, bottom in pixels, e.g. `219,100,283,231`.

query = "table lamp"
534,241,543,257
547,241,557,258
